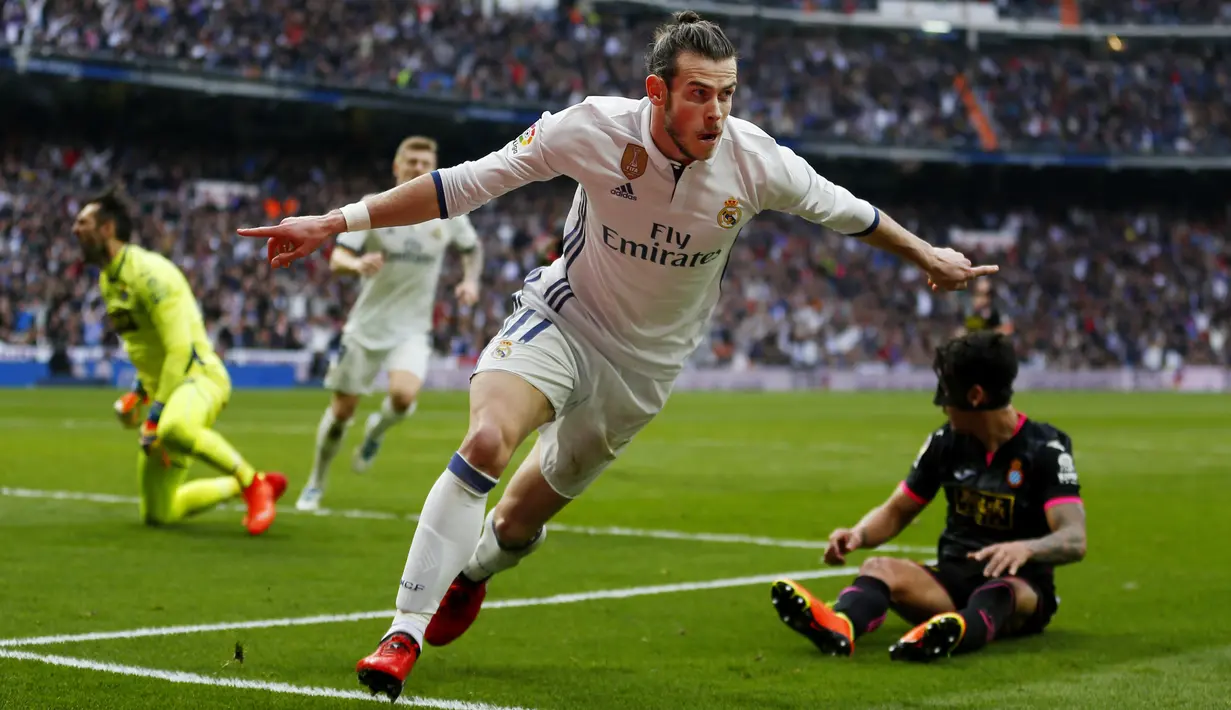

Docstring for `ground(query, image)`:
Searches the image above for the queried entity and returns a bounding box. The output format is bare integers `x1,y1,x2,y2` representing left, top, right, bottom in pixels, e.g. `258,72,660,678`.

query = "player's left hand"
139,402,165,455
968,541,1033,578
455,280,480,307
114,391,148,429
238,213,341,269
925,247,999,292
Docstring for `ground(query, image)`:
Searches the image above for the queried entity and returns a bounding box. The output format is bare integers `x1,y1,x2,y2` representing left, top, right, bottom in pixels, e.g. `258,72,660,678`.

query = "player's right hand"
824,528,863,566
357,252,385,276
924,246,999,292
237,213,343,269
114,391,148,429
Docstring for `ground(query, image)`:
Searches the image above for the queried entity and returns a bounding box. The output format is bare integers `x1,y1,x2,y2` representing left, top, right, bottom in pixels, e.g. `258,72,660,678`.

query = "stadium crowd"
3,1,1230,155
1,139,1226,372
999,0,1231,24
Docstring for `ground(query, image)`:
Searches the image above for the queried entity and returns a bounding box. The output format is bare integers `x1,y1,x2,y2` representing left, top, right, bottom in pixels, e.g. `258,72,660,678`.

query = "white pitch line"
0,566,864,648
0,487,936,554
545,523,931,554
0,649,530,710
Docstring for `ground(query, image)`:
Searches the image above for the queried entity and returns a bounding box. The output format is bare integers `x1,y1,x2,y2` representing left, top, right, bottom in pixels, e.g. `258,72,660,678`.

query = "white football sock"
462,508,547,583
368,395,415,441
308,406,349,489
386,453,496,644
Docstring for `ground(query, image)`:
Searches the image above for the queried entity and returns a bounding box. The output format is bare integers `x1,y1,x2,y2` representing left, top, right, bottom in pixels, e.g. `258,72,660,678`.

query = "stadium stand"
0,0,1227,380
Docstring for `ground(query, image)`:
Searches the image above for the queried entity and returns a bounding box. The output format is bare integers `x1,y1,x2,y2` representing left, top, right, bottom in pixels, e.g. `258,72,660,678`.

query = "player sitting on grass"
771,331,1086,662
74,190,288,535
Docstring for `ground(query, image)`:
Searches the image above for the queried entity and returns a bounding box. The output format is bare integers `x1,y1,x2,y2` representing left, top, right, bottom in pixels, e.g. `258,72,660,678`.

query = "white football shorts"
473,302,673,498
324,333,431,395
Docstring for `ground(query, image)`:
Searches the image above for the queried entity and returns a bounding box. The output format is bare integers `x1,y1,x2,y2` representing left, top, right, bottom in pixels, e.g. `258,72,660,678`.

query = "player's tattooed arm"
1026,503,1087,565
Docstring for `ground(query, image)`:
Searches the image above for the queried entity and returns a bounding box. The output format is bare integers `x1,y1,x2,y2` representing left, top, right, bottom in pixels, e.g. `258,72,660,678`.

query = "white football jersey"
433,96,879,378
336,215,478,350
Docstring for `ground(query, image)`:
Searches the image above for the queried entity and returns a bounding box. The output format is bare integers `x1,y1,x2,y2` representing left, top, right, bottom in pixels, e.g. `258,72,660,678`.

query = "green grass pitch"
2,388,1230,709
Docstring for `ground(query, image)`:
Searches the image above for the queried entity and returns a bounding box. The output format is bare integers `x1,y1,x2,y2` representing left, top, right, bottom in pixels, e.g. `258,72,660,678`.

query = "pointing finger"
969,265,1000,277
236,225,285,238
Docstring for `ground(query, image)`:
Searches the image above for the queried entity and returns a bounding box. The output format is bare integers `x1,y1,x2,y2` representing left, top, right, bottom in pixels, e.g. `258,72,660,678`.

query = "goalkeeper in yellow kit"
72,190,287,535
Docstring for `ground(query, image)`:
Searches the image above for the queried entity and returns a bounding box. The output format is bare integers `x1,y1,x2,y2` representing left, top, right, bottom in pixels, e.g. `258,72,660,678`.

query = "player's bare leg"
425,439,568,646
891,577,1039,662
298,391,359,511
357,371,553,701
353,370,421,474
774,557,954,656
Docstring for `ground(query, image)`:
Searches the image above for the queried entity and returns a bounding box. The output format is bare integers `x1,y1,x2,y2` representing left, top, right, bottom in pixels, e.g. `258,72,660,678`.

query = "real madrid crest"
493,339,514,360
717,197,742,229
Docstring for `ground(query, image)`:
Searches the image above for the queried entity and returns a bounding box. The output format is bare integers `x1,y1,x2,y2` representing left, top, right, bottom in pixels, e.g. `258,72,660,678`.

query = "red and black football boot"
356,632,421,701
424,573,487,647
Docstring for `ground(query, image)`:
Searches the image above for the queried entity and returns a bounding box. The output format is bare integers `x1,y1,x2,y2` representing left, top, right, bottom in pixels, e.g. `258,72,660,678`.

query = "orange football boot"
770,578,855,656
241,472,282,535
889,612,966,662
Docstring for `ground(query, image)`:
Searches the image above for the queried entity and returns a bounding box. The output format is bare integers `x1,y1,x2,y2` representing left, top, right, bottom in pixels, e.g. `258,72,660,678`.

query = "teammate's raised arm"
452,216,484,307
329,222,383,277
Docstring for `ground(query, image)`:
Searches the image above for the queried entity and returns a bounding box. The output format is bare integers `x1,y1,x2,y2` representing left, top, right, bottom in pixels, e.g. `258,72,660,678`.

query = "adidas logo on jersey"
610,183,637,200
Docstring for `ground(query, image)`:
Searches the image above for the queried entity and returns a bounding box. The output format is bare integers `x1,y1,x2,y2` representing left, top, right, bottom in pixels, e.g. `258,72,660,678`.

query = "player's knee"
142,508,174,526
457,422,514,478
858,556,906,587
389,390,418,413
156,417,192,450
331,394,359,421
490,510,543,550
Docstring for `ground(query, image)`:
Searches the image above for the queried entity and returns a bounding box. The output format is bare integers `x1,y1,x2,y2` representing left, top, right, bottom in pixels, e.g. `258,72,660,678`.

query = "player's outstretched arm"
766,145,997,291
825,486,927,565
236,177,440,269
860,212,998,292
238,108,579,269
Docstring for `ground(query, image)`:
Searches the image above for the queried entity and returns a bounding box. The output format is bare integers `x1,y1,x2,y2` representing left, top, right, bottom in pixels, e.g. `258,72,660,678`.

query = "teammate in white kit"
239,12,998,699
295,136,483,512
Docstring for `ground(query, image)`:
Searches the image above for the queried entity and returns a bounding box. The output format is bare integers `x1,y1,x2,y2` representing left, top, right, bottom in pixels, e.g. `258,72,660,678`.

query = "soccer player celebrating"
238,12,998,699
75,190,287,535
770,331,1086,662
296,136,483,512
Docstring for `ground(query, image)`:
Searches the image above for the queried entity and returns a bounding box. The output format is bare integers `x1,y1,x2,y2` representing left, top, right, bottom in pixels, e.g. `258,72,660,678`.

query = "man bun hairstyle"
645,10,737,89
87,187,134,243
